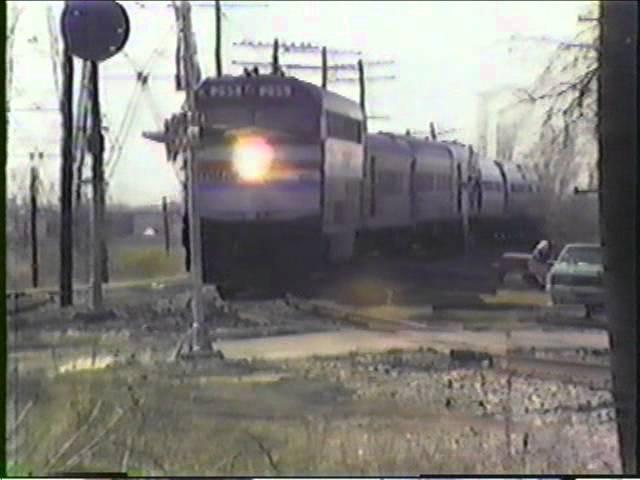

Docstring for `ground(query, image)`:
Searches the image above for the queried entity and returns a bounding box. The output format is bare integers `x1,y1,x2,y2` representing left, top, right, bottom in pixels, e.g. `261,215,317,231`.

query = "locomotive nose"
232,136,274,183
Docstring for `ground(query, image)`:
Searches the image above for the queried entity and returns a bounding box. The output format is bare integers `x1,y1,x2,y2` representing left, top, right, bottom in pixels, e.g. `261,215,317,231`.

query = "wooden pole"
181,0,206,351
321,46,327,89
29,162,39,289
358,59,366,131
88,60,105,310
215,0,222,77
429,121,437,141
59,5,74,306
272,38,279,75
599,0,637,473
162,196,170,255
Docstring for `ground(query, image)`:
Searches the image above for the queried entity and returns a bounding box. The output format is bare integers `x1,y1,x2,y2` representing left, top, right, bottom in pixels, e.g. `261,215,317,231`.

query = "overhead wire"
105,42,171,181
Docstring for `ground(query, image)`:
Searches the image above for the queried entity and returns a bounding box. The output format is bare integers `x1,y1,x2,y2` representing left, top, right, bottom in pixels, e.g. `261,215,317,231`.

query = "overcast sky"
7,0,589,206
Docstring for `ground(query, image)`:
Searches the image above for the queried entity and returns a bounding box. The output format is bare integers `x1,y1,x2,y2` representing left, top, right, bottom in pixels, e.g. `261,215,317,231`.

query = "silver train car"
146,72,544,294
359,131,542,253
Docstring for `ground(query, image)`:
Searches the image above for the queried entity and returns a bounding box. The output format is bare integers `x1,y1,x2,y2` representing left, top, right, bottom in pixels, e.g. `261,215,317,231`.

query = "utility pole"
321,46,328,89
29,157,41,289
88,60,106,310
59,1,75,307
429,122,438,141
358,59,367,131
215,0,222,77
162,196,170,255
599,0,637,473
176,0,207,352
271,38,280,74
233,42,393,123
232,39,393,84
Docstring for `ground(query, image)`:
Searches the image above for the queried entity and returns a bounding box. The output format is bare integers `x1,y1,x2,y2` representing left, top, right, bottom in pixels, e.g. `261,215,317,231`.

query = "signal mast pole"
59,3,75,307
176,0,207,352
88,60,106,310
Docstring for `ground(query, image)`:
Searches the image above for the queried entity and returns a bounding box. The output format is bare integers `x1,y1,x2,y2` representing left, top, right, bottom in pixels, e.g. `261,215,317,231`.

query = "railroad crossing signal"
61,0,130,63
163,111,204,163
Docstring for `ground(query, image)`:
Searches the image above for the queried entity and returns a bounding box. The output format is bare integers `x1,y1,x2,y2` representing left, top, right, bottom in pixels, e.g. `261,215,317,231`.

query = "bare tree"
511,2,599,197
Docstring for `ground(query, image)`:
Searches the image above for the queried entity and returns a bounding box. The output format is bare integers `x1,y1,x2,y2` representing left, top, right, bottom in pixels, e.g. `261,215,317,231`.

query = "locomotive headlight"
232,136,274,183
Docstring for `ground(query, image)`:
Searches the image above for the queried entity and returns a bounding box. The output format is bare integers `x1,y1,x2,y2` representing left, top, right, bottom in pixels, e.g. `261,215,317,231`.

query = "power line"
231,60,394,71
329,75,396,83
234,39,361,55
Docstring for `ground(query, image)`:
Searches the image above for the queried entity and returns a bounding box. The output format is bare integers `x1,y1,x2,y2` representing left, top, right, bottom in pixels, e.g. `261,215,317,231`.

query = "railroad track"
8,269,612,389
283,294,430,332
495,354,611,389
229,295,612,388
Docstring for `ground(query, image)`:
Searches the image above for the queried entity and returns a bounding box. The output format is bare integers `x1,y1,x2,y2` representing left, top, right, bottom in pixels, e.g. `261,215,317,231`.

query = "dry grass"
112,246,183,281
7,237,184,291
7,347,615,476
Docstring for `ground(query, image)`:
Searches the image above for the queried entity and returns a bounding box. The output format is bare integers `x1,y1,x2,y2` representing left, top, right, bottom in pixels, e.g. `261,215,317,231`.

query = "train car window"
436,174,451,192
415,173,435,192
254,106,319,136
433,174,442,191
428,174,437,192
377,170,403,195
326,111,363,143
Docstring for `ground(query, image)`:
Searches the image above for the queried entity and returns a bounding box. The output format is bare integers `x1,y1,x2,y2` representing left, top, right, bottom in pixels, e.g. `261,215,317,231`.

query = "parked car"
546,243,604,317
493,239,553,290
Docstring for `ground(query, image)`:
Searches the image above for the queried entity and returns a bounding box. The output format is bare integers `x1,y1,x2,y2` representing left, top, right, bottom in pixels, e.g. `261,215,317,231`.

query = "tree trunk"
599,1,638,473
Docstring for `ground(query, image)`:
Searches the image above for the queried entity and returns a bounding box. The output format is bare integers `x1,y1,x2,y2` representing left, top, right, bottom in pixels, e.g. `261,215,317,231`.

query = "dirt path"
216,326,609,360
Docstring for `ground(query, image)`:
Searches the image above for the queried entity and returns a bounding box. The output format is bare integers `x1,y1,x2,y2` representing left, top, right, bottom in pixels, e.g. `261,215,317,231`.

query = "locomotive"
145,72,543,296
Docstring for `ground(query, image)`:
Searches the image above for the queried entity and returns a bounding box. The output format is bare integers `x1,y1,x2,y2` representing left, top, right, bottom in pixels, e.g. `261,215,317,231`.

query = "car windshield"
557,245,602,265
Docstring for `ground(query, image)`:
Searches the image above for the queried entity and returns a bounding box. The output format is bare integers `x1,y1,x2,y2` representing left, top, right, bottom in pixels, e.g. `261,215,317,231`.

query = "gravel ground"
285,348,620,472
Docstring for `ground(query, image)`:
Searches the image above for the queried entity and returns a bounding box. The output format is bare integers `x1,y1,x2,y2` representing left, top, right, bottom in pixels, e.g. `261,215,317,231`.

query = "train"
146,72,544,297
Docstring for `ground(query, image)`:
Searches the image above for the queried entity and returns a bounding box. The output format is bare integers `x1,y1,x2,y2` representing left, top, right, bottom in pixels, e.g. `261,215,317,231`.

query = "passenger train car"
145,72,543,295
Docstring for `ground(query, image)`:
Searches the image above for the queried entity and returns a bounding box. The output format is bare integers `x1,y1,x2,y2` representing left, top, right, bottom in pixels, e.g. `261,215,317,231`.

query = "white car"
546,243,604,317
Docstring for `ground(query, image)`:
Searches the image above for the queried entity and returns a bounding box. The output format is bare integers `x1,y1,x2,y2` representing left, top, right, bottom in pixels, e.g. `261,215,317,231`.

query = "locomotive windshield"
196,76,323,139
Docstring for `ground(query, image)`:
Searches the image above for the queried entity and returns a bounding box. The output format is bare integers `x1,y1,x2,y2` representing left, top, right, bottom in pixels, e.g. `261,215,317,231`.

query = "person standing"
529,239,552,288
